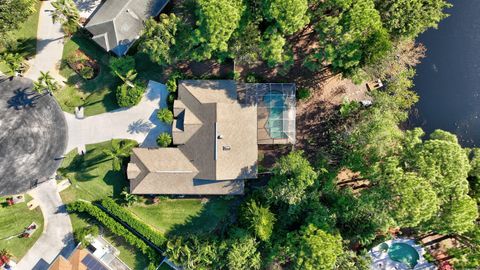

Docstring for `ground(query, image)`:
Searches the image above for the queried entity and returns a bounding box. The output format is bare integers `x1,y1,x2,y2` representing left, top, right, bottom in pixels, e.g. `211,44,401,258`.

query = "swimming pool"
388,243,420,268
263,92,287,139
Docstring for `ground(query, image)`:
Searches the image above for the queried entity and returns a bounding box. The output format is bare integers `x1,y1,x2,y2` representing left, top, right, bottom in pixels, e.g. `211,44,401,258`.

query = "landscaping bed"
57,33,164,116
65,50,99,80
0,195,44,261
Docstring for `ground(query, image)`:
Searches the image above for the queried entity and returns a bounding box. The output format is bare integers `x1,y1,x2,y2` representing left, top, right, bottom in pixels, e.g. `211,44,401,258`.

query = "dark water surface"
412,0,480,146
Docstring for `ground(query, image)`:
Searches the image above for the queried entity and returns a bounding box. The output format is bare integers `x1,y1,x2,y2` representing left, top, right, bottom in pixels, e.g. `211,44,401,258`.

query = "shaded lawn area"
69,212,149,269
158,262,176,270
57,32,164,116
59,140,136,204
0,195,44,260
0,0,42,73
127,197,236,236
57,33,120,116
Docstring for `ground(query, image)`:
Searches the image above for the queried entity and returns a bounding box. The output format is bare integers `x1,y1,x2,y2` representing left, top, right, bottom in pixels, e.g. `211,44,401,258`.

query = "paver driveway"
65,80,170,153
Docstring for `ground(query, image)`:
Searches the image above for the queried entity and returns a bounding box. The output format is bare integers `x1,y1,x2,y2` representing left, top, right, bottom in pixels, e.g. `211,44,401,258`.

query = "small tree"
157,108,174,124
116,82,145,107
51,0,80,35
102,140,136,171
34,71,59,95
0,52,24,76
268,150,318,206
120,188,139,206
109,56,136,77
157,132,172,147
74,226,99,248
140,15,180,66
241,200,276,241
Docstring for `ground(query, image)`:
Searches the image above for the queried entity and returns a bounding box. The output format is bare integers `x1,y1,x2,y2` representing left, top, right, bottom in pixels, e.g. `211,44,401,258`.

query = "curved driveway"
65,81,170,152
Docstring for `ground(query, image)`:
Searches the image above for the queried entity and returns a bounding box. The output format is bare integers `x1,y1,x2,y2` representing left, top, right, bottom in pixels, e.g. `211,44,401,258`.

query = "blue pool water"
388,243,420,268
263,92,286,138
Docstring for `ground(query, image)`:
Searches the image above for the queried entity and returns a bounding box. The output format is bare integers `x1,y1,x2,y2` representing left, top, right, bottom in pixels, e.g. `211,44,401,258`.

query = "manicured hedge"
100,198,167,247
67,201,159,265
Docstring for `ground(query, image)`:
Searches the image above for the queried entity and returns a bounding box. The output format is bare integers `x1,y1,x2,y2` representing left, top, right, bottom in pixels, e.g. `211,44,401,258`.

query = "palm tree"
51,0,80,35
116,69,137,88
102,140,136,171
34,71,59,95
0,53,24,76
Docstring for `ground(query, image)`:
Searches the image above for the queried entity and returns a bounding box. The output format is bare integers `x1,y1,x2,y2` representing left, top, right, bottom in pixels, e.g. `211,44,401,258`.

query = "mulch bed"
66,49,99,80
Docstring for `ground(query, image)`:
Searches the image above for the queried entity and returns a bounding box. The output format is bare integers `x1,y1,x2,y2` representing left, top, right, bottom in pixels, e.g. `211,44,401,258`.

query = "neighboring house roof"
128,80,258,195
48,249,93,270
85,0,168,56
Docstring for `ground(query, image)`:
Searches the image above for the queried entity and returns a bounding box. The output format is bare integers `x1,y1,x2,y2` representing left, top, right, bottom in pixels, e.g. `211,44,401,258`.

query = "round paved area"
0,76,67,195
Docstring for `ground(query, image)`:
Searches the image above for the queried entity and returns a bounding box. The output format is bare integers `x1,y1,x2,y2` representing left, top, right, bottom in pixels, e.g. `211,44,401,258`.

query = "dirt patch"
294,74,370,161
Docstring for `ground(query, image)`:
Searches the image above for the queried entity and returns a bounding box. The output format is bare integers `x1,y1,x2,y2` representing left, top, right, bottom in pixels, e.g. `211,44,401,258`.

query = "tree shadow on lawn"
104,170,128,199
58,153,104,181
166,197,241,238
10,37,38,58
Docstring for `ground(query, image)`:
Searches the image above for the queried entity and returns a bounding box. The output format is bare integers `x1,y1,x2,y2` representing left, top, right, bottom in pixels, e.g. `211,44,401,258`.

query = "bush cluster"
109,56,136,77
66,52,96,80
166,72,182,93
157,132,172,147
157,108,174,124
67,201,159,266
297,87,311,101
100,198,167,247
116,83,145,107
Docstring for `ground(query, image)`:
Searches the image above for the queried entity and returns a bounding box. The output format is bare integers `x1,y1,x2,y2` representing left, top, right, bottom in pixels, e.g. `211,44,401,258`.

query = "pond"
411,0,480,146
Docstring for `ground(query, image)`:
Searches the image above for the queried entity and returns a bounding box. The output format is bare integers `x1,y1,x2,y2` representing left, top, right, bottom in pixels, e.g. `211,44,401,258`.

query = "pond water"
411,0,480,146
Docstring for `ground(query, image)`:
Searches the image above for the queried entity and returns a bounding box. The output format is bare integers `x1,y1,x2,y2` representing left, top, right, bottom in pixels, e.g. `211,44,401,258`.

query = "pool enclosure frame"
237,83,296,144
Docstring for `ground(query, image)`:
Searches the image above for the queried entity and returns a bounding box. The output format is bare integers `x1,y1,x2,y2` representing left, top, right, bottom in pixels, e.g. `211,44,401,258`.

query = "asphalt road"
0,76,67,196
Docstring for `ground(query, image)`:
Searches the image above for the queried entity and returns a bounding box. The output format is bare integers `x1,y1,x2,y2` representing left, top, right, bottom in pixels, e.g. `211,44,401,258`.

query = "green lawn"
127,198,235,236
57,33,164,116
0,0,42,73
0,195,44,260
158,262,176,270
57,33,121,116
69,212,149,269
59,140,135,204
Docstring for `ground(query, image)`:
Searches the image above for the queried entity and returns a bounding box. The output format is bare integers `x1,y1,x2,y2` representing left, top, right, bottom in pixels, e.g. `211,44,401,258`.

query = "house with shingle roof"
127,80,296,195
84,0,168,56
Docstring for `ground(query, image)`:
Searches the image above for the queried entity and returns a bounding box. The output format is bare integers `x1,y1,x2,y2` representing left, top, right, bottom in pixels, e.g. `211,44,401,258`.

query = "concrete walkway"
24,0,65,81
17,180,76,270
65,81,170,153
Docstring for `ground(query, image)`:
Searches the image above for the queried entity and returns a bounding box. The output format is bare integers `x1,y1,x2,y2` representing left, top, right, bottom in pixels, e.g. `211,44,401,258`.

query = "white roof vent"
223,145,231,151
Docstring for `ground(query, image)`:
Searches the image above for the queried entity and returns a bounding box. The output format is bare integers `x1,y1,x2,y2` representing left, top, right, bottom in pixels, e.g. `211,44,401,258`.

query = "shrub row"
67,201,159,265
100,198,167,247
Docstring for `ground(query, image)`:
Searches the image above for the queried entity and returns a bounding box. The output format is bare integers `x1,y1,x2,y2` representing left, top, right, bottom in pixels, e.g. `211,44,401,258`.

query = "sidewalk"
24,0,65,81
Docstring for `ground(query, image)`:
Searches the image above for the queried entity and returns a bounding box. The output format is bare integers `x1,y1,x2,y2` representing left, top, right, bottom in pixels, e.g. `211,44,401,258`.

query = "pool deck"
369,238,436,270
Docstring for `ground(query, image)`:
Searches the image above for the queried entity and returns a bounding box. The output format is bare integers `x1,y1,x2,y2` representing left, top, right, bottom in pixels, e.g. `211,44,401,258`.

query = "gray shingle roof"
85,0,168,56
128,80,259,195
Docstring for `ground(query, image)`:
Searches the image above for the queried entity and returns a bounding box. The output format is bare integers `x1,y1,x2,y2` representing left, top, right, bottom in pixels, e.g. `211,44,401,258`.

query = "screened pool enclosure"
237,83,296,144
